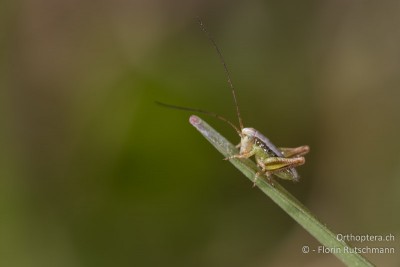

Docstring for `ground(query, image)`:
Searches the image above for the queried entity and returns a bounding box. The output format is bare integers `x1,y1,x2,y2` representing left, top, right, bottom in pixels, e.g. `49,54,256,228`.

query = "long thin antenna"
156,101,242,136
196,18,244,130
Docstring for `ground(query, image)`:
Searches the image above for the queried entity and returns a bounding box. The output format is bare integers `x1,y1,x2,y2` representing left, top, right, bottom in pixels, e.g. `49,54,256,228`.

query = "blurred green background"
1,1,400,266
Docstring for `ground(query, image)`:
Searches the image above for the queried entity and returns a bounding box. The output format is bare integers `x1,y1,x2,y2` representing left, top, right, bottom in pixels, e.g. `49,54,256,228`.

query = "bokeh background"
1,1,400,266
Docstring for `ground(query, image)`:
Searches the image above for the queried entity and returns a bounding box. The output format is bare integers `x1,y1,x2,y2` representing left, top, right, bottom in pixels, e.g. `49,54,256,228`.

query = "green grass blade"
189,115,374,267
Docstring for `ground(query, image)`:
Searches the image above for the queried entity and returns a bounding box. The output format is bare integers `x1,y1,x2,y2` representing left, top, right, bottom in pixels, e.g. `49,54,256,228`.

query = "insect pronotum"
158,18,309,185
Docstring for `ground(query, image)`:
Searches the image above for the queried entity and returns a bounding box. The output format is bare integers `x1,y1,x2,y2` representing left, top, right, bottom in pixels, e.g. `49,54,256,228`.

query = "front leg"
224,146,256,160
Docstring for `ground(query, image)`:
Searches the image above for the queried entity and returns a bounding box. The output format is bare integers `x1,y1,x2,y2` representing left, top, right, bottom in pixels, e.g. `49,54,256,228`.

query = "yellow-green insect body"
232,127,309,183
